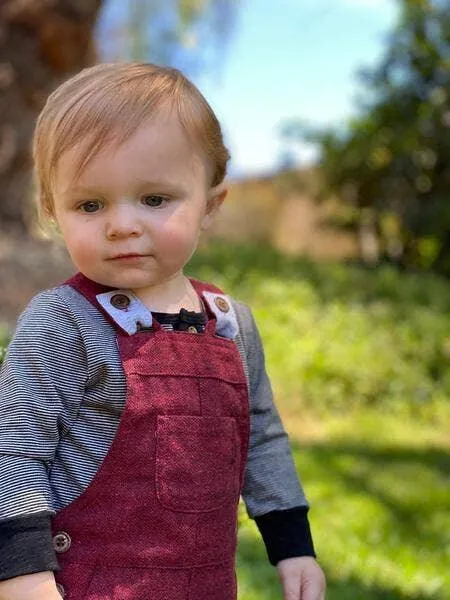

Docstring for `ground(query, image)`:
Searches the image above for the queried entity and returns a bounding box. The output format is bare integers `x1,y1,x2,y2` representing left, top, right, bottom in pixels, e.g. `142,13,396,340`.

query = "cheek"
155,215,202,262
60,226,96,266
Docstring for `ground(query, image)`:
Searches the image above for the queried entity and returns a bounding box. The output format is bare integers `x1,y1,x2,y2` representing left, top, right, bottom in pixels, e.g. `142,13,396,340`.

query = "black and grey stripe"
0,284,307,522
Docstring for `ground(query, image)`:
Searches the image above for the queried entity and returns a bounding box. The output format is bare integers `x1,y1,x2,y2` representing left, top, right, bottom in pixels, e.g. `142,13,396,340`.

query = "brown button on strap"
110,293,130,310
202,291,239,339
53,531,71,553
56,583,65,598
214,296,230,313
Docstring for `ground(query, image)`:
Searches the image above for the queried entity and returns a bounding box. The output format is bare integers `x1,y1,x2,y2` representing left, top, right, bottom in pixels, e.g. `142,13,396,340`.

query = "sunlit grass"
236,413,449,600
189,242,450,420
1,243,449,599
189,243,450,600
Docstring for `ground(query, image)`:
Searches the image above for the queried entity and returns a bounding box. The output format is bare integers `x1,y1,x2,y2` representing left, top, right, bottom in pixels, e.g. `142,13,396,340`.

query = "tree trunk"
0,0,102,234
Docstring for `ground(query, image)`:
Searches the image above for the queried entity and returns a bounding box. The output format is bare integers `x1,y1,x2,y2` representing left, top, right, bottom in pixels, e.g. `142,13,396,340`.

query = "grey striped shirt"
0,283,307,525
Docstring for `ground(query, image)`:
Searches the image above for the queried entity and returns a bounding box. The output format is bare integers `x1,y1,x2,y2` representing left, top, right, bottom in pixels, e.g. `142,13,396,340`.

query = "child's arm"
0,511,59,584
0,572,62,600
234,302,326,597
0,291,88,585
237,303,315,552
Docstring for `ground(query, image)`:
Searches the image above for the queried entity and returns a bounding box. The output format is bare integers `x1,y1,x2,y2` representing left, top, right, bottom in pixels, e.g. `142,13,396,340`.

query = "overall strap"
66,272,111,303
66,273,239,339
65,273,156,335
190,279,239,339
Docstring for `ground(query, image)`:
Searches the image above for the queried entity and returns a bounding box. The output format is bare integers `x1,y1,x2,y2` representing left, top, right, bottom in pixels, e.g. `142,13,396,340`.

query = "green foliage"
0,329,8,365
2,244,449,598
237,428,450,599
283,0,450,274
184,242,450,599
3,242,450,417
189,242,450,418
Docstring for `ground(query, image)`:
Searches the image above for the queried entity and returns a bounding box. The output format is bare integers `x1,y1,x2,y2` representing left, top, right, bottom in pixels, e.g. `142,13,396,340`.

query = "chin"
81,272,143,290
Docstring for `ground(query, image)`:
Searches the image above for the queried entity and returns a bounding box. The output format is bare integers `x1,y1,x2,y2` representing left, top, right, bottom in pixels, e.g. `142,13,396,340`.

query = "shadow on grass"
237,533,445,600
323,577,443,600
293,440,450,482
290,439,450,557
188,242,450,313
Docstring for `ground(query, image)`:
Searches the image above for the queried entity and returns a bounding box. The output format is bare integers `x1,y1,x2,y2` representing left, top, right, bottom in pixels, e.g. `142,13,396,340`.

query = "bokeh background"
0,0,449,598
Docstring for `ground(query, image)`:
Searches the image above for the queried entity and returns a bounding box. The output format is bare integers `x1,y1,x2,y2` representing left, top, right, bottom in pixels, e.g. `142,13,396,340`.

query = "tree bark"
0,0,102,234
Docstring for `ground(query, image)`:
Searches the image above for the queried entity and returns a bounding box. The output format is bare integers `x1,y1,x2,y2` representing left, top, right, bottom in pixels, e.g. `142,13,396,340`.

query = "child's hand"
0,571,62,600
276,556,326,600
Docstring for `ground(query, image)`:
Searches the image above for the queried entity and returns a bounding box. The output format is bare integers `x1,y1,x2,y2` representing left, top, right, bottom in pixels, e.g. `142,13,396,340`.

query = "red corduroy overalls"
51,274,250,600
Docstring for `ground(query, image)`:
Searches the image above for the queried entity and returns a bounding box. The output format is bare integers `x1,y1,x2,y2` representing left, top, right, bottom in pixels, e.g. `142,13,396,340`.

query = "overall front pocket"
156,415,240,512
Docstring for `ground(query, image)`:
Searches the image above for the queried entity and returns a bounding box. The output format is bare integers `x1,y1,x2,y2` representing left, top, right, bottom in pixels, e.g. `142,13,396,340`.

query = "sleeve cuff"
0,512,59,580
254,506,316,566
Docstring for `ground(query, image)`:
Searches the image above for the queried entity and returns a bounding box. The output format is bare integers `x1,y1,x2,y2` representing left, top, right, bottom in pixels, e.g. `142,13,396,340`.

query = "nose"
105,203,143,240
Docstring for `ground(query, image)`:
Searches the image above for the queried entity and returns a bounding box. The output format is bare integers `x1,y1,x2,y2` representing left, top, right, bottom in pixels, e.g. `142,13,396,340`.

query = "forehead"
54,113,209,193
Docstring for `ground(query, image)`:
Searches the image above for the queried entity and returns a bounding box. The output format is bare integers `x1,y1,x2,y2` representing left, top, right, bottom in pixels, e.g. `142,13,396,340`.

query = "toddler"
0,63,325,600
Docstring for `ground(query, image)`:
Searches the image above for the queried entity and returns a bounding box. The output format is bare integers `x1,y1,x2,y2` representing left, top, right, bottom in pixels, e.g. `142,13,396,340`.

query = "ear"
201,183,228,230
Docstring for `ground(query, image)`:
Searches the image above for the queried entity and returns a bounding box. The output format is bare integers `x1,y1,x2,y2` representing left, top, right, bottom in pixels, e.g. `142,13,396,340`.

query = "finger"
301,580,326,600
279,576,301,600
280,582,300,600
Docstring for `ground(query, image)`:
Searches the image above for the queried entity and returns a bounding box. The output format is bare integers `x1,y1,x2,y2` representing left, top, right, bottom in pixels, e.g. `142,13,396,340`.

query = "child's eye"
142,195,167,208
79,200,102,213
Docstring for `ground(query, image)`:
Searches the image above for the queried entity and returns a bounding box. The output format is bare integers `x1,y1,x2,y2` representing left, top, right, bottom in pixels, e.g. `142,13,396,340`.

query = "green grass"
188,243,450,600
1,242,449,599
189,243,450,420
0,328,8,364
236,427,449,599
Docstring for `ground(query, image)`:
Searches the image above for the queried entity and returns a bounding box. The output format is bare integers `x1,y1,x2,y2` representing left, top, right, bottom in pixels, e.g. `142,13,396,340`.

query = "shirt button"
53,531,71,553
110,293,130,310
187,325,198,333
56,583,65,597
214,297,230,313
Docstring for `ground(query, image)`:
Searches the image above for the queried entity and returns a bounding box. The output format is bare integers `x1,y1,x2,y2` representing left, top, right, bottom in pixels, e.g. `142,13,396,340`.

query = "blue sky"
98,0,399,178
194,0,399,177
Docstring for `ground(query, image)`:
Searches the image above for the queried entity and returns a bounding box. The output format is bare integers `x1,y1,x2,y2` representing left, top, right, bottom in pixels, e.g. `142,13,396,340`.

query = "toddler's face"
52,112,223,298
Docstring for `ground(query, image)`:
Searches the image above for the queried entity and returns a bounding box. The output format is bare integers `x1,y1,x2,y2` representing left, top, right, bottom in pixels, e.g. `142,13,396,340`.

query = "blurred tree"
0,0,101,234
0,0,236,234
283,0,450,273
98,0,236,74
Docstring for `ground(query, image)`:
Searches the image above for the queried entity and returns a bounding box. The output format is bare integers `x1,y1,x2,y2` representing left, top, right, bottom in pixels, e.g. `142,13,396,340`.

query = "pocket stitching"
155,415,239,513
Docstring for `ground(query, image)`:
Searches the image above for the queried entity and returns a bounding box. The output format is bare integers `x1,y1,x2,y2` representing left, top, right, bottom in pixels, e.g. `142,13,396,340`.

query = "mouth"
108,253,150,261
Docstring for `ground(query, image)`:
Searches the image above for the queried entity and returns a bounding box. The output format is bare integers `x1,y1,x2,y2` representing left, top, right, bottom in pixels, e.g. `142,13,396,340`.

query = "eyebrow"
62,185,99,196
134,178,185,192
64,179,184,196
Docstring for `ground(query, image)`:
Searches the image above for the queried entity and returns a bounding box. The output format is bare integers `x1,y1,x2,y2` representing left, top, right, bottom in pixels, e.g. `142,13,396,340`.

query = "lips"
108,253,149,260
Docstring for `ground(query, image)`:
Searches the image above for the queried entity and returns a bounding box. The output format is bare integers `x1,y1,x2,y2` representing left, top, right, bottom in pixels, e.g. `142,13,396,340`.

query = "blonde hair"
33,62,230,219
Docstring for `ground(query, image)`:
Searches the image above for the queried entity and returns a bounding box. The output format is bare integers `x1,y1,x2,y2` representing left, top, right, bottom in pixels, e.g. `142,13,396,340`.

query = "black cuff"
0,512,59,580
254,506,316,566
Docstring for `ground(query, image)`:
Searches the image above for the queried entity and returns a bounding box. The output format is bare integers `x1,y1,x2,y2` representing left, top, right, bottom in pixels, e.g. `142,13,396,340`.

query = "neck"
132,273,202,313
